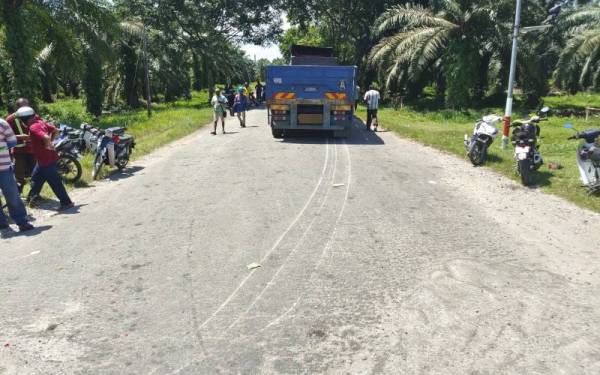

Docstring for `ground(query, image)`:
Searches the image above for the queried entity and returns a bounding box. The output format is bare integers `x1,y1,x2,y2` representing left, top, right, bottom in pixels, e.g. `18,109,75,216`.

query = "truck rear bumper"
272,123,350,131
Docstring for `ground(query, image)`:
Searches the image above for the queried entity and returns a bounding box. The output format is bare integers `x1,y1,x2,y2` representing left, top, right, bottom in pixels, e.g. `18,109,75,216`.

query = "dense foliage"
0,0,280,114
279,0,600,109
1,0,599,114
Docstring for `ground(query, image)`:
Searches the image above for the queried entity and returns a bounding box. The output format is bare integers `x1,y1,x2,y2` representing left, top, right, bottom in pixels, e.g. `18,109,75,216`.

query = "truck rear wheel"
272,128,284,139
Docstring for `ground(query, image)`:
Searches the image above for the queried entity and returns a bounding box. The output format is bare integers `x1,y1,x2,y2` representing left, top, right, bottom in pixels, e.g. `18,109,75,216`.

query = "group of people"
0,98,74,233
210,82,265,135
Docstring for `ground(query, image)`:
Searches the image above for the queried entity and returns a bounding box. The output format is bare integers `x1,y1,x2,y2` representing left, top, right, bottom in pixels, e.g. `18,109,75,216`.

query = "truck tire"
272,128,284,139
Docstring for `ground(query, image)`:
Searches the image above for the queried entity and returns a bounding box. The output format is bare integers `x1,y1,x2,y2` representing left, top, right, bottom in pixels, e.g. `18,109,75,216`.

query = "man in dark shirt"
5,98,36,191
255,82,263,105
16,107,74,210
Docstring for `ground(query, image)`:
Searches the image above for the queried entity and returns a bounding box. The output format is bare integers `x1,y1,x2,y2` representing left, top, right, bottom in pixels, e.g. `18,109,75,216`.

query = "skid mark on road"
224,142,340,332
258,140,353,330
197,139,331,331
213,140,352,340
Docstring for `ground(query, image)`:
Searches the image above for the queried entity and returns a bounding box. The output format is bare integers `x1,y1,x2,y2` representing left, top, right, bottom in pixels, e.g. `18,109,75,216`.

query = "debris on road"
246,263,261,270
548,162,563,170
332,183,345,188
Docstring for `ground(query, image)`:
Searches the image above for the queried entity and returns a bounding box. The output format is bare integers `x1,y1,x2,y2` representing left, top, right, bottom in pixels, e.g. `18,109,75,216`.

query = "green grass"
357,94,600,213
544,92,600,110
28,91,213,199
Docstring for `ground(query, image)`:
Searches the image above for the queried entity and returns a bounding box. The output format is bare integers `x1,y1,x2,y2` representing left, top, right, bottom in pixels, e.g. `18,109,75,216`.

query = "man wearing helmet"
15,107,74,211
0,118,34,232
5,98,37,191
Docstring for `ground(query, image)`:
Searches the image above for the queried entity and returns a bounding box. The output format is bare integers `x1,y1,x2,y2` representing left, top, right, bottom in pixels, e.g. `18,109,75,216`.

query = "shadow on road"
108,165,145,181
280,117,385,146
1,225,52,238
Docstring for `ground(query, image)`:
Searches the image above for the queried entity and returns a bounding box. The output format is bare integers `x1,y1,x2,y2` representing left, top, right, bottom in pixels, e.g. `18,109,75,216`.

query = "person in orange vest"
5,98,37,192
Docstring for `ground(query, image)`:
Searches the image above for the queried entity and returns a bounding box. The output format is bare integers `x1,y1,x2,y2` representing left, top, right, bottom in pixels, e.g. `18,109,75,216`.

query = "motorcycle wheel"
117,158,129,170
116,149,131,170
518,159,532,186
92,154,104,180
468,142,487,166
57,155,82,183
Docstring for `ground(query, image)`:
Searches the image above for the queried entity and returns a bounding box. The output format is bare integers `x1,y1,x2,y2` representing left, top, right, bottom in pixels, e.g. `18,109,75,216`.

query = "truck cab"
266,45,356,138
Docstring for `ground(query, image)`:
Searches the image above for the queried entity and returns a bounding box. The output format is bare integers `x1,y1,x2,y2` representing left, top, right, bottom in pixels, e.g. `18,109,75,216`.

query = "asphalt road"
2,108,600,374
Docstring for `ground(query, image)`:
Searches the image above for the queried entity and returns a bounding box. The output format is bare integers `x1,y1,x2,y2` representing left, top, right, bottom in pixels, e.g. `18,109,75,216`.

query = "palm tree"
369,1,511,108
555,4,600,92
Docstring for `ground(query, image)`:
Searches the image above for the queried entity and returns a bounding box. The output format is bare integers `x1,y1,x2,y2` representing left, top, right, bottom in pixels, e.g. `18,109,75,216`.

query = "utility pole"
502,0,522,149
142,24,152,118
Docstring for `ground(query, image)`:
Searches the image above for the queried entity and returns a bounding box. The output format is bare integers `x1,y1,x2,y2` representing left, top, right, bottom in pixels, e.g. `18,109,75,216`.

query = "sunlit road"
2,108,600,374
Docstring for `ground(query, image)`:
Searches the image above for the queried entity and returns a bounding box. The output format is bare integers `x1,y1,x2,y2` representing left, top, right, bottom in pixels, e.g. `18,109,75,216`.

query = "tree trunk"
120,41,141,108
192,53,203,91
40,64,54,103
83,50,104,117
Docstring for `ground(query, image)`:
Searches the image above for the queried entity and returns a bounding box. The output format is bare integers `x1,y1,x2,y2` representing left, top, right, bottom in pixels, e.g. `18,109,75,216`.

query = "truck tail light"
270,104,289,111
331,104,351,121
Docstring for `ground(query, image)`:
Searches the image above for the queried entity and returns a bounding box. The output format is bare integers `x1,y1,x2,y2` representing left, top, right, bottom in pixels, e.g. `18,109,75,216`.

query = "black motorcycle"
510,107,549,186
91,127,135,180
54,124,84,183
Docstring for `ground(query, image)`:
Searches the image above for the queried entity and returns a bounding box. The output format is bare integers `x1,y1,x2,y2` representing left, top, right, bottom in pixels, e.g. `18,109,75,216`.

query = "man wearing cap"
15,107,74,211
5,98,36,191
0,118,34,232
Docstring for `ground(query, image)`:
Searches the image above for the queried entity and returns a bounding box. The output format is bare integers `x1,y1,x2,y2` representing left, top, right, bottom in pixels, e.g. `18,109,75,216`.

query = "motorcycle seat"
107,127,126,136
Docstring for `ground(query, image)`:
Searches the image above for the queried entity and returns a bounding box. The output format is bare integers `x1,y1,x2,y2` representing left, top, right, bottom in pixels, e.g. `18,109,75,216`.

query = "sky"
242,43,283,61
241,13,290,61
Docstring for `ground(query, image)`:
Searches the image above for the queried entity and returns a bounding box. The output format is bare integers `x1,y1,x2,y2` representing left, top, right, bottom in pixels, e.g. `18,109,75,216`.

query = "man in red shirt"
6,98,36,191
16,107,74,210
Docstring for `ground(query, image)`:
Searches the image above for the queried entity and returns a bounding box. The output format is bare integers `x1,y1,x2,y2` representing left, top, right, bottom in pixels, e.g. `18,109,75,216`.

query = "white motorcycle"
565,123,600,194
464,114,502,166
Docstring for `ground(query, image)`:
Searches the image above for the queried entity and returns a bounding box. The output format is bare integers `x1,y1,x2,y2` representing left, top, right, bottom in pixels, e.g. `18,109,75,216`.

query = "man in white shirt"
363,85,381,131
210,89,228,135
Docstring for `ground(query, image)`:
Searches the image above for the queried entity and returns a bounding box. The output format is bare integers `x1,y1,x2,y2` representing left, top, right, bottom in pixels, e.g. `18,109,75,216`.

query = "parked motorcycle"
91,127,135,180
80,123,100,154
54,137,83,184
510,107,550,186
564,123,600,194
464,114,502,165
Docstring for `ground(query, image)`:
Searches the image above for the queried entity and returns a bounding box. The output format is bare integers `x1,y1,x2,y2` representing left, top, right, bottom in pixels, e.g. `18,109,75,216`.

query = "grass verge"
31,91,213,197
356,100,600,213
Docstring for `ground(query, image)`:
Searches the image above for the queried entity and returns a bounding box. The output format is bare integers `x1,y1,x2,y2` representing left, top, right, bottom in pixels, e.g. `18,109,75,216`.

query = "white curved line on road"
197,138,331,331
225,141,340,332
261,140,352,330
314,140,352,271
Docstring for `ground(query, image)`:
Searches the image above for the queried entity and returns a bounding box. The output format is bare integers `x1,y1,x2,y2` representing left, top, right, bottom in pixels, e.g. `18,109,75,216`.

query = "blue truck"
265,45,357,138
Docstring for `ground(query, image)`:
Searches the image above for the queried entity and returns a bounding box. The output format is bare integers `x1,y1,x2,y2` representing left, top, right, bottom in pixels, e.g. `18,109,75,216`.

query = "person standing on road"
234,88,248,128
210,89,228,135
364,85,381,132
5,98,37,192
0,118,34,232
17,107,74,211
255,82,263,105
